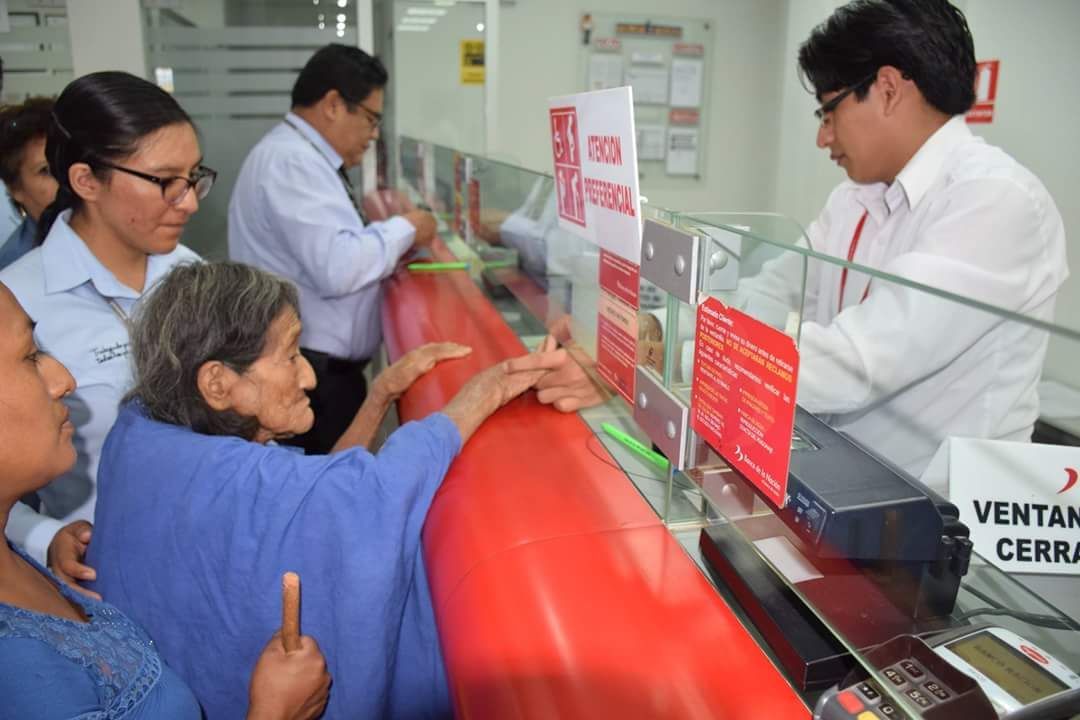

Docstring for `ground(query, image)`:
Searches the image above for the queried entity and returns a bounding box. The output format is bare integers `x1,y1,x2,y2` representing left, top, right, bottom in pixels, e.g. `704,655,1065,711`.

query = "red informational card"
468,178,480,237
690,297,799,508
452,153,464,237
595,249,639,404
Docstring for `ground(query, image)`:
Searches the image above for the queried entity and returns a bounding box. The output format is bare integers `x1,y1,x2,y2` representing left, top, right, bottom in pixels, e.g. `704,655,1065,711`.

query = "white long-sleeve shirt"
228,112,416,361
732,116,1068,478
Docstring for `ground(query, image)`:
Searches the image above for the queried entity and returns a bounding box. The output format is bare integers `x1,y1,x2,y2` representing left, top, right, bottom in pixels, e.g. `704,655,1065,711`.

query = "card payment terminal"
814,626,1080,719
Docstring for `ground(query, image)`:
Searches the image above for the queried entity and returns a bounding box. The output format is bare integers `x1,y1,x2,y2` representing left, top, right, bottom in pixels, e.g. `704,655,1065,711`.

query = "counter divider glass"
395,135,1080,719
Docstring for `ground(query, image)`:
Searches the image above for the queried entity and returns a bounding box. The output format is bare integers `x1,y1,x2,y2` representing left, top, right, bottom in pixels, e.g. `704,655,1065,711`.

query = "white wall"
393,1,486,155
490,0,787,212
771,0,846,227
66,0,146,78
960,0,1080,381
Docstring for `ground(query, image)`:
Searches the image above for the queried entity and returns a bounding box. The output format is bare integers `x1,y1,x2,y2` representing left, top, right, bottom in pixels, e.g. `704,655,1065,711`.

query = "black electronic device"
699,406,976,690
814,628,1080,719
782,407,973,618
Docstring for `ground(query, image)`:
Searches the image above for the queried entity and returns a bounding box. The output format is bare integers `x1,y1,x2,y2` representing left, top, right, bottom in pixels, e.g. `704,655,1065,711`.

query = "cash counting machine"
699,407,975,689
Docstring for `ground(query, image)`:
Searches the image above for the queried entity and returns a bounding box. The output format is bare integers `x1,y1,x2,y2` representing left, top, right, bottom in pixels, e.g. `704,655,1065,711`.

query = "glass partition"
670,209,1080,716
142,1,360,258
395,135,1080,714
0,1,72,104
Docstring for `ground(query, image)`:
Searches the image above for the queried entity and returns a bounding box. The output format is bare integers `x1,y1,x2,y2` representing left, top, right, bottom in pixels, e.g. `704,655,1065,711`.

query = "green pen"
407,261,470,271
601,423,670,470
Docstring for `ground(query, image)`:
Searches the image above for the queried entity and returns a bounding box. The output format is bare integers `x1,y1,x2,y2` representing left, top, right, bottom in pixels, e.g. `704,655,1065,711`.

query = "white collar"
893,115,973,212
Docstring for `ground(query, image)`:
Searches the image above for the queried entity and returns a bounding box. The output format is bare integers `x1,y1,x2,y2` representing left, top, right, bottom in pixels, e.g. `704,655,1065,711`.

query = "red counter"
382,259,808,719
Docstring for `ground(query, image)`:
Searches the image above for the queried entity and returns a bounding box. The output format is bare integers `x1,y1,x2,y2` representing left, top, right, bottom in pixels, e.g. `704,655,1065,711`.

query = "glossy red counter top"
382,257,808,719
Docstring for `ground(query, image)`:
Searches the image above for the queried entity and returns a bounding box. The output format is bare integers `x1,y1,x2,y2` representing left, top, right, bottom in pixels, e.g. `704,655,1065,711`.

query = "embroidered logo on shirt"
93,341,130,364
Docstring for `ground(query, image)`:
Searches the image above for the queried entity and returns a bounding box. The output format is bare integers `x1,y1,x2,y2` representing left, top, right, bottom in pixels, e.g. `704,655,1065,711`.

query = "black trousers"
281,347,368,455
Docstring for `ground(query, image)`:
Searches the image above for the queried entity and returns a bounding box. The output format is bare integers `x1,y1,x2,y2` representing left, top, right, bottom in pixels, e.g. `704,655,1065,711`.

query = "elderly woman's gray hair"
127,260,299,439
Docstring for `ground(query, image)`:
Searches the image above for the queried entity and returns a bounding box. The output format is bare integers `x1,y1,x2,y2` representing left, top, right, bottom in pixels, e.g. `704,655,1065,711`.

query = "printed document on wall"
670,58,703,108
588,54,624,91
636,124,666,161
666,127,699,175
626,67,668,104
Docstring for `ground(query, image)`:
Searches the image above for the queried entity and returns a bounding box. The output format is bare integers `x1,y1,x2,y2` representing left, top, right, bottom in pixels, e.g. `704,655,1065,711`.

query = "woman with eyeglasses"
0,97,59,270
0,71,214,580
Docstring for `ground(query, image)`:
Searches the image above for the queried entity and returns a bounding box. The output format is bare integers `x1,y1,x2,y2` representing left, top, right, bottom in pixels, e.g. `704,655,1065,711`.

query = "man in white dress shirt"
229,44,436,454
511,0,1068,480
743,0,1068,477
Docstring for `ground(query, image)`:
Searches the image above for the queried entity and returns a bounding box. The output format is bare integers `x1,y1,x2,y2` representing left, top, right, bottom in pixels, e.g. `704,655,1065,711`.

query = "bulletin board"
578,13,713,187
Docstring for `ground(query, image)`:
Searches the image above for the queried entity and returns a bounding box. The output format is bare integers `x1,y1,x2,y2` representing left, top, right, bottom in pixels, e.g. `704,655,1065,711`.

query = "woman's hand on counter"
334,342,472,453
373,342,472,401
442,359,547,443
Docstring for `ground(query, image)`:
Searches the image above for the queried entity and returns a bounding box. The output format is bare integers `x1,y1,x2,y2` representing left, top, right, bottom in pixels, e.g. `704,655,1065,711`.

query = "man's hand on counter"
504,335,607,413
402,209,437,247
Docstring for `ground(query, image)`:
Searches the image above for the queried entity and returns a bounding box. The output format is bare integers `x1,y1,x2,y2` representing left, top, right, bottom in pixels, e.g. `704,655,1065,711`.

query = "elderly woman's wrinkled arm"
503,335,608,413
441,360,548,443
330,342,472,453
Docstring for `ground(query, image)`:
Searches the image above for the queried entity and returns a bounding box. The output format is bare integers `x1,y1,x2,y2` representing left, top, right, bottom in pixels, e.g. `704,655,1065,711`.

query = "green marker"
407,261,470,271
601,423,670,470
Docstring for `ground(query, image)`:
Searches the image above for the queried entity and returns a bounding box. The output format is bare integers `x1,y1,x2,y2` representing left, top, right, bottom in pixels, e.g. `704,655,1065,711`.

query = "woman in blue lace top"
0,281,331,719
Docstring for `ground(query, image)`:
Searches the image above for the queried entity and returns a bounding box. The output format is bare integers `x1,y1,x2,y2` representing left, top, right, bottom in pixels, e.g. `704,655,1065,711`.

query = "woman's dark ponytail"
37,71,192,243
36,185,75,244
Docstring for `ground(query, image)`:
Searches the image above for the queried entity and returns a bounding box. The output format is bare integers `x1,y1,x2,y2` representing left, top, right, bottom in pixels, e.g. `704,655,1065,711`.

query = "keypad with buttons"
905,688,932,709
899,661,924,679
821,656,962,719
876,701,898,717
923,681,950,702
882,668,906,688
856,682,880,703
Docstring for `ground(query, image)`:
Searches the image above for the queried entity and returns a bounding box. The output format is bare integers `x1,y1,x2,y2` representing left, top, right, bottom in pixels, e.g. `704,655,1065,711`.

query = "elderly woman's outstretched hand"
502,335,608,413
441,358,548,443
373,342,472,401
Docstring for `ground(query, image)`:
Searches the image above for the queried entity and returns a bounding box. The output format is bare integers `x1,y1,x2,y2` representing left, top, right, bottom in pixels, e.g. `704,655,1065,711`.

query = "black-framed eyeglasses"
93,160,217,205
353,103,383,130
813,72,877,122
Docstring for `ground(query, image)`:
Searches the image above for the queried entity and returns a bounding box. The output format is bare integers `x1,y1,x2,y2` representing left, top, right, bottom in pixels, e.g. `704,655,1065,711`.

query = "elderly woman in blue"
87,261,546,719
0,72,210,573
0,282,332,718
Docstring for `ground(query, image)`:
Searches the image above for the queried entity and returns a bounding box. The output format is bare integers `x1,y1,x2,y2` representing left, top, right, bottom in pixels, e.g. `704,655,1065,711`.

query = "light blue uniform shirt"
0,184,22,242
0,211,199,562
228,112,416,361
0,215,37,270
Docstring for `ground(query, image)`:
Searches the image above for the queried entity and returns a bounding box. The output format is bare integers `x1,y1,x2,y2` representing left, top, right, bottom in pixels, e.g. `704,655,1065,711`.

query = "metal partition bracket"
641,219,701,304
632,367,690,471
697,226,743,294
